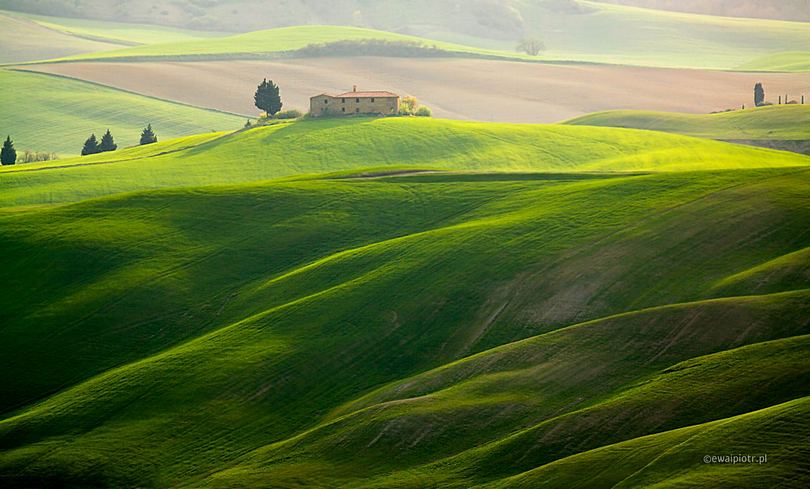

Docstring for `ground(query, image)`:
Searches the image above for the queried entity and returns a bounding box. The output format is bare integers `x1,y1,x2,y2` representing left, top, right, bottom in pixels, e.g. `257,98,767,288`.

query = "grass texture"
0,115,808,487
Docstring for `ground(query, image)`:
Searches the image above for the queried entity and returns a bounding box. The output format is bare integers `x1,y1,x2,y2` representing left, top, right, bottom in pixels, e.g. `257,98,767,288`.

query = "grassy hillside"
0,69,243,155
593,0,810,22
44,25,529,63
565,105,810,140
3,1,810,70
0,158,808,487
17,2,810,70
3,117,809,208
9,10,228,45
738,51,810,72
481,396,810,488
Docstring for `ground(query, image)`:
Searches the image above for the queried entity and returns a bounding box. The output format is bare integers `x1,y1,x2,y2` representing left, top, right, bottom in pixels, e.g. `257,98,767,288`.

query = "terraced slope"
566,105,810,140
1,160,809,487
0,69,243,155
3,117,809,208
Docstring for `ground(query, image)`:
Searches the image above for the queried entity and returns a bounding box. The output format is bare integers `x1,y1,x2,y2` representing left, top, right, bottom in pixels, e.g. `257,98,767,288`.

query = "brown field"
27,58,810,122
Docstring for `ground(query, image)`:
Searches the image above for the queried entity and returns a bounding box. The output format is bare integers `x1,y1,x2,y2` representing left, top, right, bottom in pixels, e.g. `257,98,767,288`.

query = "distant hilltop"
1,0,806,35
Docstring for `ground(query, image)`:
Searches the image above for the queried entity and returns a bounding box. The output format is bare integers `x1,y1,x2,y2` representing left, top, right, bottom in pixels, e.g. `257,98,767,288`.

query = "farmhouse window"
342,99,346,103
371,98,375,102
324,99,328,104
356,98,360,103
342,107,346,112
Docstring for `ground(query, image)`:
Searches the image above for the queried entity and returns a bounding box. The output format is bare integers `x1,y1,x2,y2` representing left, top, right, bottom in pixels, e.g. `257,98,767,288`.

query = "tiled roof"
334,91,399,98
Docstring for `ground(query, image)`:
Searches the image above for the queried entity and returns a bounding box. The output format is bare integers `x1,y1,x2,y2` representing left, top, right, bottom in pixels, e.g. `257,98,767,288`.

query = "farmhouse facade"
310,86,400,117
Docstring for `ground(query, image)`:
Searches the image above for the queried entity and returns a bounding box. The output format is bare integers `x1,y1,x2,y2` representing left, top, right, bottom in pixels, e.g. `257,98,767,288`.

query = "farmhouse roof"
334,90,399,98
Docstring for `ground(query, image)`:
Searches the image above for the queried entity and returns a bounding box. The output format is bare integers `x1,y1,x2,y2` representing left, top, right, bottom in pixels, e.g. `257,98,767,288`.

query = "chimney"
353,85,357,92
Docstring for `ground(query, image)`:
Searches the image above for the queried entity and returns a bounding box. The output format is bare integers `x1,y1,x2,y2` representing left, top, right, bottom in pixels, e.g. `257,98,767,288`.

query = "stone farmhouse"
310,86,400,117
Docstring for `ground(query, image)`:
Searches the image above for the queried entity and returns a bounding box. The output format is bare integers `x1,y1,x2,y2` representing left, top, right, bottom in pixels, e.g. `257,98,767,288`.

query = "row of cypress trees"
81,124,158,156
82,130,117,156
1,125,159,165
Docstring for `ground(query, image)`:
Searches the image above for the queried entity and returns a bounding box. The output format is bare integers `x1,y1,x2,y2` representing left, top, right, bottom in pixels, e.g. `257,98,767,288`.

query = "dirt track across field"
27,57,810,122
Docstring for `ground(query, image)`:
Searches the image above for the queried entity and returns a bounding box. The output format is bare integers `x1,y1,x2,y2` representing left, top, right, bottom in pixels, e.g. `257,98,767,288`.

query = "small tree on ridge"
82,134,100,156
254,78,283,117
140,124,158,145
517,38,545,56
99,129,117,153
754,83,765,107
1,136,17,165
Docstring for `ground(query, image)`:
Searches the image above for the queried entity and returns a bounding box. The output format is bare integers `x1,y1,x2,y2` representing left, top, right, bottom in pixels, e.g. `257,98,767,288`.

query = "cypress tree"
140,124,158,145
82,134,100,156
754,83,765,106
1,136,17,165
254,78,283,117
99,129,117,153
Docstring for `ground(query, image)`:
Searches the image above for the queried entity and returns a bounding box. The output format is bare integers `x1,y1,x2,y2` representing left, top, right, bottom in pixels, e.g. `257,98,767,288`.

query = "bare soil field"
27,58,810,122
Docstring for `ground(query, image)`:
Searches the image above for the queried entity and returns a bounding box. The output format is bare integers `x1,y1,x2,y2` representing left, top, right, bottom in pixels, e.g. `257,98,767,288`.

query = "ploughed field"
24,58,810,123
1,116,809,487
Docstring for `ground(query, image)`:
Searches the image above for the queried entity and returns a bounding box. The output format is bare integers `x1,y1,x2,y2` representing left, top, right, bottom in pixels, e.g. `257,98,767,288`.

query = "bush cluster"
294,39,452,58
18,151,59,164
273,109,303,120
398,96,433,117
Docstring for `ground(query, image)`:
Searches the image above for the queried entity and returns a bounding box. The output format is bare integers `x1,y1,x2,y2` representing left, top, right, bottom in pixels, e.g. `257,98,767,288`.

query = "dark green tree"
517,38,545,56
254,78,283,117
1,136,16,165
754,82,765,106
82,134,100,156
140,124,158,145
99,129,117,153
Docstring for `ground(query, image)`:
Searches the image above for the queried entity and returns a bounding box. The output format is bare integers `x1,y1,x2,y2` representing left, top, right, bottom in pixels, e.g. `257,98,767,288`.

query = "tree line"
1,125,159,166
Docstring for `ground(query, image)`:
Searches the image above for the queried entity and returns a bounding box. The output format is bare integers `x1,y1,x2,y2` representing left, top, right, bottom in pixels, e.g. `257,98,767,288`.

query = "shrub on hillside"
516,38,545,56
294,39,451,58
273,109,303,120
17,150,58,164
399,96,418,116
415,106,432,117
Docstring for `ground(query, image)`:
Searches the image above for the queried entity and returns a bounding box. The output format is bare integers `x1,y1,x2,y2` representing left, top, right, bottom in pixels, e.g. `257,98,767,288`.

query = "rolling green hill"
16,2,810,70
3,1,810,70
565,105,810,140
738,51,810,72
2,116,809,209
43,25,530,63
593,0,810,22
0,10,227,64
8,10,228,45
1,113,809,487
0,154,809,486
0,69,244,155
